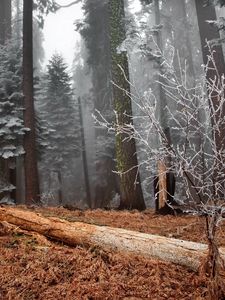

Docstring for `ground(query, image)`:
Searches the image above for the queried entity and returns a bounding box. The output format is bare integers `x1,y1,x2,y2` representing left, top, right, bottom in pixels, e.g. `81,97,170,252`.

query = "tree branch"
55,0,81,10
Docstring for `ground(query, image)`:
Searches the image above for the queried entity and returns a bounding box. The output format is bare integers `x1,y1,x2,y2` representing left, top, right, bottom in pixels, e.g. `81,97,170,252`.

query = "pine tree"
37,54,81,204
0,41,27,197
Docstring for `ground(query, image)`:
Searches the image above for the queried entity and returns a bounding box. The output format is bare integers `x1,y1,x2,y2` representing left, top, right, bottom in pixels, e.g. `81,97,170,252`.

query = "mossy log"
0,207,225,271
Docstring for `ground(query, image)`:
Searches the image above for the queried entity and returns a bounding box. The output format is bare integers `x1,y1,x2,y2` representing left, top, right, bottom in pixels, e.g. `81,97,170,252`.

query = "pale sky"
43,0,141,70
43,0,83,69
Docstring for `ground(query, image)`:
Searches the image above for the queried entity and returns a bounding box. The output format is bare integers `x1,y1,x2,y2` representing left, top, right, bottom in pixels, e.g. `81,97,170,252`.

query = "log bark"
0,207,225,271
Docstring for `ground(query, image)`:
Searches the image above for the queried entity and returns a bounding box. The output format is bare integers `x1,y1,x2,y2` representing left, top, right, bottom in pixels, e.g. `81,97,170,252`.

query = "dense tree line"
0,0,225,211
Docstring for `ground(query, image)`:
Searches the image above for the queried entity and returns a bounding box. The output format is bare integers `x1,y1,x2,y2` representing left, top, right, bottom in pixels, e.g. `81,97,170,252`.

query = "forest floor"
0,206,225,299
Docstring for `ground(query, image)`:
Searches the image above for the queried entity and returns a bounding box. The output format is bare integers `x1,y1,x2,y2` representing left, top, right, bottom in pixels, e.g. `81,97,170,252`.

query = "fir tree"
0,40,27,194
77,0,117,207
37,54,81,204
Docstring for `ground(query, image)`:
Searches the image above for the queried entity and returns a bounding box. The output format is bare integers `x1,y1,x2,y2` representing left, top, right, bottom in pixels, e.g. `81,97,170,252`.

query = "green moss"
109,0,145,209
109,0,131,174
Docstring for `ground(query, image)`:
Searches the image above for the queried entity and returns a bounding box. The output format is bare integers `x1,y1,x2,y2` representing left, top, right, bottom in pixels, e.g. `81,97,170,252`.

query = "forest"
1,0,225,299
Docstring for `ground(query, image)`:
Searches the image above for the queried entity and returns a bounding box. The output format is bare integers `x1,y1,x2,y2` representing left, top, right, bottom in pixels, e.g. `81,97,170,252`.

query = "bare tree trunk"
16,157,25,203
154,0,175,213
168,0,196,79
9,159,16,201
1,206,225,272
57,170,62,205
0,0,11,45
23,0,40,205
78,97,91,208
0,1,5,45
109,0,145,210
14,0,22,46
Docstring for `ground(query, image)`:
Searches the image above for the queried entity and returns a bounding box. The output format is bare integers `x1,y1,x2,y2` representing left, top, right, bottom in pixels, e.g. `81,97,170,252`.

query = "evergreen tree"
0,40,27,196
77,0,118,208
38,54,81,204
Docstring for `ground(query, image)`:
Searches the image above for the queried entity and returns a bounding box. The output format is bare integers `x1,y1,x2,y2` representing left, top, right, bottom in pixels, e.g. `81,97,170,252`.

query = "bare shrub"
94,45,225,299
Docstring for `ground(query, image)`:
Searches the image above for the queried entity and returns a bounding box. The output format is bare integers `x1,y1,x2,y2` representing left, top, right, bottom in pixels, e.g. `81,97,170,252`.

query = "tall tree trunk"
109,0,145,210
57,170,62,205
163,0,203,205
86,1,117,208
154,0,175,213
9,160,16,201
78,97,91,208
195,0,225,197
167,0,196,79
16,157,25,203
23,0,40,205
15,0,22,46
0,1,5,44
0,0,11,45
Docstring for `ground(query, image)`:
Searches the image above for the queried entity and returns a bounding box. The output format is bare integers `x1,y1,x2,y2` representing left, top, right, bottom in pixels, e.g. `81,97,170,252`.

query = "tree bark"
15,0,22,46
78,97,91,208
81,0,119,209
23,0,40,205
154,1,174,213
109,0,145,210
0,0,11,45
57,170,62,205
0,206,225,272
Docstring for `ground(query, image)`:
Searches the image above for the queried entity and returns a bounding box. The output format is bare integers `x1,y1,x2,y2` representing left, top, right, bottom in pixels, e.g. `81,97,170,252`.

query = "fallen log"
0,207,224,271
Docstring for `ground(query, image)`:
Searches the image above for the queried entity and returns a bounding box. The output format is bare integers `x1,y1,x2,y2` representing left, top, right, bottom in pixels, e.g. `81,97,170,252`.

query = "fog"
7,0,225,209
43,0,83,67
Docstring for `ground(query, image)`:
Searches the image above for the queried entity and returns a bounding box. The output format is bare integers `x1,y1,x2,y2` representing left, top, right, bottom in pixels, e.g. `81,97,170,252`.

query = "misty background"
34,0,225,208
2,0,225,209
